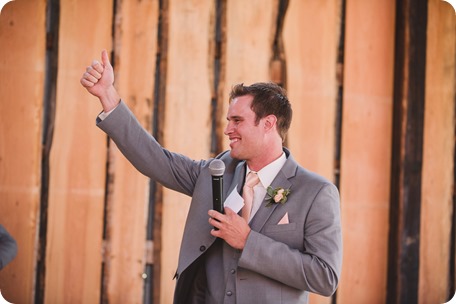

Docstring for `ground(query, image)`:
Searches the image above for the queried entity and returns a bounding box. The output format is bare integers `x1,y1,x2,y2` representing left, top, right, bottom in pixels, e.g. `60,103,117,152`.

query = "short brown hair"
229,82,292,141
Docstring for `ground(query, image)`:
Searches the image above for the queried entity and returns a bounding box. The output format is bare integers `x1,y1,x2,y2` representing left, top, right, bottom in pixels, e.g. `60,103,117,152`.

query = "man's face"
224,95,265,161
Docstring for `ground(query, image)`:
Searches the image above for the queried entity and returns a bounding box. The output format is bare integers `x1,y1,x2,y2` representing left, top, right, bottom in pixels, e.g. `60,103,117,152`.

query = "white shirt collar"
246,152,287,188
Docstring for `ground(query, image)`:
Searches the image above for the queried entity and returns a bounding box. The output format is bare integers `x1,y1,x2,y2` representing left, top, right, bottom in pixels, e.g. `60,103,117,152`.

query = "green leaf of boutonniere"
265,186,291,207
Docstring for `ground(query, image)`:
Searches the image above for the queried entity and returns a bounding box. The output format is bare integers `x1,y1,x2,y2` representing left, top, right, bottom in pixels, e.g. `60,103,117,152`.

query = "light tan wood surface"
419,1,456,303
160,0,213,302
44,0,112,302
338,0,396,303
0,1,46,302
104,0,159,303
283,1,341,303
221,0,277,151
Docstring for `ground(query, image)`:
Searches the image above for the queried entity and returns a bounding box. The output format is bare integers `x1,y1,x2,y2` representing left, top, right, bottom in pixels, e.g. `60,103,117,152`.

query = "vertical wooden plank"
151,1,169,302
0,1,46,303
419,1,456,303
211,0,227,156
387,0,428,303
222,0,277,150
338,1,395,303
160,0,213,302
44,0,112,302
283,1,341,302
283,0,341,183
103,0,159,303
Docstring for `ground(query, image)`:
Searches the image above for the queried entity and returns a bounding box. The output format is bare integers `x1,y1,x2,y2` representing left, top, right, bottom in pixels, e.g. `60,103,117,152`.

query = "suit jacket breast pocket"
264,222,297,233
263,223,302,249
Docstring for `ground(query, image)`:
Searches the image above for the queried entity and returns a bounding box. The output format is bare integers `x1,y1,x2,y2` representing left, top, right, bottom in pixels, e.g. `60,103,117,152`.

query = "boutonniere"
265,186,291,207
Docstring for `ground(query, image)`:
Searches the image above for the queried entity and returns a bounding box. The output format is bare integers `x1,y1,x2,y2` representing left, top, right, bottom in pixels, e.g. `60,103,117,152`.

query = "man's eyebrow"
226,115,244,121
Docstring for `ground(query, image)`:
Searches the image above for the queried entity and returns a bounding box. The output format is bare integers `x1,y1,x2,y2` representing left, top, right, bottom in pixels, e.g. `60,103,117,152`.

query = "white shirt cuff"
98,105,118,120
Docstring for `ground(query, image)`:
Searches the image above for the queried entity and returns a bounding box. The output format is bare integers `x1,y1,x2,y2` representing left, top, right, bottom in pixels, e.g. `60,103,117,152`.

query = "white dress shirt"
245,152,287,222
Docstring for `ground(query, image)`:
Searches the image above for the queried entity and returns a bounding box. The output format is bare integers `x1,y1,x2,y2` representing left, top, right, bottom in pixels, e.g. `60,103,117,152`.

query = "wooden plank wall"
284,0,341,182
338,1,396,303
44,0,112,302
160,0,213,302
387,0,428,302
104,0,159,303
420,0,456,303
0,1,46,303
221,0,277,144
283,1,341,303
0,1,455,303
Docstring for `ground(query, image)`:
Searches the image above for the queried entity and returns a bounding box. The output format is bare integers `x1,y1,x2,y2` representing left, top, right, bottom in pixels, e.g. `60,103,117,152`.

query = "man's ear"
263,115,278,132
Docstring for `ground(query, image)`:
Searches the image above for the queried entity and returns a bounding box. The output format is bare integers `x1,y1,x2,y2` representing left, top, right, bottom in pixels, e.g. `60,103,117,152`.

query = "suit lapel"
250,151,297,232
224,161,246,205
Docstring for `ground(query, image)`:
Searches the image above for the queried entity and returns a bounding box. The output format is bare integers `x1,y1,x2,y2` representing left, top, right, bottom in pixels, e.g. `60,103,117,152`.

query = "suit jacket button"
226,291,233,296
230,269,235,274
199,245,206,252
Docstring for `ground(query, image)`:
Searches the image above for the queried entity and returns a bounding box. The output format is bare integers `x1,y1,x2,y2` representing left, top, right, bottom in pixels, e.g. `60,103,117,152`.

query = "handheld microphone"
209,159,225,214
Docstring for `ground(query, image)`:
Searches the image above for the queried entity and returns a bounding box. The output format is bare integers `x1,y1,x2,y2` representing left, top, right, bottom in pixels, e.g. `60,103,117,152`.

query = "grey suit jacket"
97,101,342,304
0,224,17,270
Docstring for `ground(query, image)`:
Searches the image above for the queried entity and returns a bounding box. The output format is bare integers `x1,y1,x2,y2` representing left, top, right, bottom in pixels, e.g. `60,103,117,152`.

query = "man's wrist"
99,86,121,112
240,227,252,250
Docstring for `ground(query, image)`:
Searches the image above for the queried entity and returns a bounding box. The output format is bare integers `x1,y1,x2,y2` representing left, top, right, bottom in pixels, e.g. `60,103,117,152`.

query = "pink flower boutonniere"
265,186,291,207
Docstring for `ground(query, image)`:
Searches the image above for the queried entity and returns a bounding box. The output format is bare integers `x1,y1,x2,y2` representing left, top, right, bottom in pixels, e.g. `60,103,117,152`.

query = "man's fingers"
86,66,102,79
208,209,223,221
91,60,104,74
80,78,94,88
208,217,222,229
224,207,235,216
83,72,99,83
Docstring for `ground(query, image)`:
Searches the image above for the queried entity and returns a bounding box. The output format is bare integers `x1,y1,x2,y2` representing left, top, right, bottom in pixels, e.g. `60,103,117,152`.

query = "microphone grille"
209,159,225,176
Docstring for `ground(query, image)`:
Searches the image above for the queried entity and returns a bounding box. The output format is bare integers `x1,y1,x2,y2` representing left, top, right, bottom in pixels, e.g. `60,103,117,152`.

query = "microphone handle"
212,176,224,213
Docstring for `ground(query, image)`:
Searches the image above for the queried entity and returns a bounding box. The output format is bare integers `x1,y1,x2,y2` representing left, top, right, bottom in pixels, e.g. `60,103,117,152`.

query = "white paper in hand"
223,186,244,214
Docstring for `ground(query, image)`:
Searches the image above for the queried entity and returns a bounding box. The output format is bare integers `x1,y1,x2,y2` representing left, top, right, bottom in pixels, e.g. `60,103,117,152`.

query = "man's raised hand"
80,50,120,112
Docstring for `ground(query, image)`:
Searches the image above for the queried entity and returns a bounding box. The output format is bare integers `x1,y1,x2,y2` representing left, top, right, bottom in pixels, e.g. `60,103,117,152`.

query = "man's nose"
224,122,232,135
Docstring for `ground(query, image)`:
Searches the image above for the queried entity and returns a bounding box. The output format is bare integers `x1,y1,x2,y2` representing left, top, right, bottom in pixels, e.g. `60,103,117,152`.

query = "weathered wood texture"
221,0,277,150
284,0,341,183
338,1,396,303
159,0,214,302
103,0,159,303
43,0,112,302
283,1,341,303
0,1,455,303
387,0,428,303
419,1,456,303
0,1,46,303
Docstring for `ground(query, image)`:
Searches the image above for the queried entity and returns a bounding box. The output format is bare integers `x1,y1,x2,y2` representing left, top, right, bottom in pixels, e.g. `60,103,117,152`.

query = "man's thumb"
101,50,111,68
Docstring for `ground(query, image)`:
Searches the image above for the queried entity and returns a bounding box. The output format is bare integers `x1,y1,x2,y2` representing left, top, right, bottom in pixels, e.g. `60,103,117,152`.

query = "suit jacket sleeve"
238,182,342,296
96,101,204,196
0,224,18,270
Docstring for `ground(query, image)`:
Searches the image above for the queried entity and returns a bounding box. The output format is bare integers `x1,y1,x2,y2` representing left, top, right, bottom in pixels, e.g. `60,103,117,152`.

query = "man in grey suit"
81,50,342,303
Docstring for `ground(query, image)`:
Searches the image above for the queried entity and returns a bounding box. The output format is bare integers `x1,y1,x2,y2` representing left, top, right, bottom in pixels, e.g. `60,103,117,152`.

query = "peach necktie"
242,172,260,222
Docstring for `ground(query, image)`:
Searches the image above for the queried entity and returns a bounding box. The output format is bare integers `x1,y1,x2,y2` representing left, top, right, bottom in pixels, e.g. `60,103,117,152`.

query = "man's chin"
229,149,241,160
230,150,248,162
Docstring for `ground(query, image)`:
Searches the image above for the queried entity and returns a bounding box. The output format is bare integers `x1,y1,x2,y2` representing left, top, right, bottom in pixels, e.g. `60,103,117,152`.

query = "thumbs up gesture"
80,50,120,112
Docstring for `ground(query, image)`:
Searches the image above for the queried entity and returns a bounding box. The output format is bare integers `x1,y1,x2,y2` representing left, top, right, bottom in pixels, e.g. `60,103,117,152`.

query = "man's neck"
246,146,284,172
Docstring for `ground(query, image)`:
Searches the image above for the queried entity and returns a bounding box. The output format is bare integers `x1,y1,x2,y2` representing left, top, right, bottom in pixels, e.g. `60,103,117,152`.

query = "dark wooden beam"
36,0,60,302
148,0,169,303
387,0,428,303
